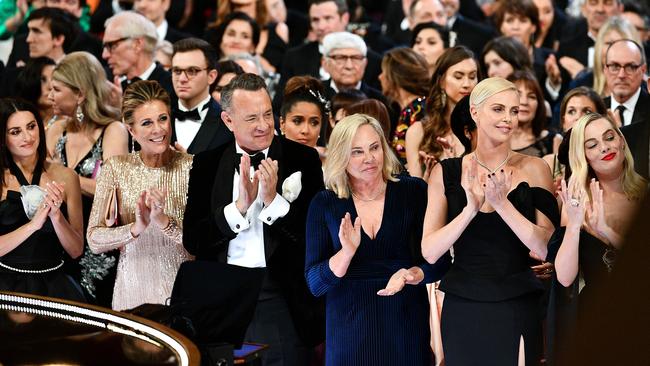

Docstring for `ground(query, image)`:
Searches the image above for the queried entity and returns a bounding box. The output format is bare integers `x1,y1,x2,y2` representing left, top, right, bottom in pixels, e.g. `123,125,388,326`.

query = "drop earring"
76,104,84,123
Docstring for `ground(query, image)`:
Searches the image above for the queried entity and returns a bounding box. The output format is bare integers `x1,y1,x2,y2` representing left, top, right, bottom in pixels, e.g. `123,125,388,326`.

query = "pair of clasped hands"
31,181,67,230
235,154,279,215
132,187,169,237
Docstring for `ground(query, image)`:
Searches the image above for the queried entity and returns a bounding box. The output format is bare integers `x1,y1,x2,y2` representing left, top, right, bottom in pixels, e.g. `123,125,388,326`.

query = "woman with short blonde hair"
306,113,449,365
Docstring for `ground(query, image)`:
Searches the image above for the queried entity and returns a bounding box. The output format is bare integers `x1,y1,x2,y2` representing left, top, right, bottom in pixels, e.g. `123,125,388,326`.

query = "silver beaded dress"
87,152,193,311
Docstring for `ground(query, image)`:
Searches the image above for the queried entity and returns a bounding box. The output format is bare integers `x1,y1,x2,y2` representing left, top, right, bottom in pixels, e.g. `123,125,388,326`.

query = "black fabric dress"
545,227,617,365
439,158,559,366
0,162,85,302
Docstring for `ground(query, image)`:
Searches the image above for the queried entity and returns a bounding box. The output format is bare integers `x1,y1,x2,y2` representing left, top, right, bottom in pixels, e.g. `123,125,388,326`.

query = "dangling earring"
441,90,447,108
130,135,135,153
76,104,84,123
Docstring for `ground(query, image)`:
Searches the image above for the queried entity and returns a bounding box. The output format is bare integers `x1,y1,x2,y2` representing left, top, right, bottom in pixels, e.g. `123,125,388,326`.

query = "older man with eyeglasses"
102,11,174,98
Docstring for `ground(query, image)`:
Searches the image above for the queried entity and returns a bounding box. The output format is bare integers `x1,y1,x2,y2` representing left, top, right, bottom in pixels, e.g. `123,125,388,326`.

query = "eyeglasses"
328,54,366,65
102,37,131,53
170,66,209,78
605,63,643,74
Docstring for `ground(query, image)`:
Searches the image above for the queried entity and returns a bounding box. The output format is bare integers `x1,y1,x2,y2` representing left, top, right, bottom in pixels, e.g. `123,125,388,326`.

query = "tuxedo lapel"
212,143,237,211
188,100,223,154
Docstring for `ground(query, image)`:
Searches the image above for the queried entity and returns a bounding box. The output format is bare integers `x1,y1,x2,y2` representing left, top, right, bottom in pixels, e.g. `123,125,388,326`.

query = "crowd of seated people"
0,0,649,365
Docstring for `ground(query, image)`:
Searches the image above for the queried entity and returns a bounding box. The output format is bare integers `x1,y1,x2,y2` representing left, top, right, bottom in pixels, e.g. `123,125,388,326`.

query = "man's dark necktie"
235,152,265,173
175,108,201,121
616,105,626,126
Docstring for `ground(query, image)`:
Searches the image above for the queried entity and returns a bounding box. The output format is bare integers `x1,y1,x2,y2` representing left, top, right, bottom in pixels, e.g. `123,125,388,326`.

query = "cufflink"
266,217,272,222
236,224,241,229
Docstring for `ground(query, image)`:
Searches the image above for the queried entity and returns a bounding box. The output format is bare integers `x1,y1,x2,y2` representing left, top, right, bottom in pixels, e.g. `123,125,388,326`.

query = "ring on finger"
570,198,580,207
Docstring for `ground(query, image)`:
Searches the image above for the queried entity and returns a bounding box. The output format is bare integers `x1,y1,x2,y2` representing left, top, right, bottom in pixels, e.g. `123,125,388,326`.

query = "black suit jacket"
183,136,326,346
171,98,233,154
557,19,592,68
452,15,497,57
279,41,383,92
165,27,192,44
147,63,176,99
604,88,650,126
621,121,650,179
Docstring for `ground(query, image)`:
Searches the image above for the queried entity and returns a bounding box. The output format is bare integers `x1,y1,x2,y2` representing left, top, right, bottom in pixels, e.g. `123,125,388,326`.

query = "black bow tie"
175,108,201,121
235,152,265,172
121,76,142,91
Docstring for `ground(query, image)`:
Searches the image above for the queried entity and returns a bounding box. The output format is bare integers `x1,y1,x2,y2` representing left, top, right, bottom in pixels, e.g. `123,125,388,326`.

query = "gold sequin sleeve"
87,157,136,252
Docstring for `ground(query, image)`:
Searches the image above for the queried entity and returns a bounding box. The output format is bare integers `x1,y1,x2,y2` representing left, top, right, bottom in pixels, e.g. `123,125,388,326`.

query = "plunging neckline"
350,181,391,240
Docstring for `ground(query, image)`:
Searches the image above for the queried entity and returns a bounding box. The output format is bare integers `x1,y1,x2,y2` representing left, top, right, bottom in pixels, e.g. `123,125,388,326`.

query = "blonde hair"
593,17,641,96
52,52,120,128
324,114,401,198
469,77,517,109
569,113,647,200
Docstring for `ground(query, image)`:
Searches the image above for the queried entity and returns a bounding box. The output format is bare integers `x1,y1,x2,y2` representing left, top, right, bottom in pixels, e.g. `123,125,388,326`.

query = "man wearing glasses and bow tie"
183,73,325,365
170,38,232,154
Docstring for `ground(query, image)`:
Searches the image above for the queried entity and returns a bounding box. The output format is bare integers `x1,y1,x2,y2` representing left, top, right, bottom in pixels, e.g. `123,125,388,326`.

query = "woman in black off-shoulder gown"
422,78,559,366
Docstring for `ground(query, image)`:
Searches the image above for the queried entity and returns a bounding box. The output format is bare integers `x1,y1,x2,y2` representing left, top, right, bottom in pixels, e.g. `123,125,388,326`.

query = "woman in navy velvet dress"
305,114,450,365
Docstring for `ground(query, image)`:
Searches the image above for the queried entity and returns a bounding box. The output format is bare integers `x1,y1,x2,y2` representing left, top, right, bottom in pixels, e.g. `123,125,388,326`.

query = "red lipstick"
602,152,616,161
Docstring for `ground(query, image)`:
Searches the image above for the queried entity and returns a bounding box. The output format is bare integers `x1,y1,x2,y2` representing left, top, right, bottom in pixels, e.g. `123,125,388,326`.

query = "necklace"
474,151,511,174
351,184,386,202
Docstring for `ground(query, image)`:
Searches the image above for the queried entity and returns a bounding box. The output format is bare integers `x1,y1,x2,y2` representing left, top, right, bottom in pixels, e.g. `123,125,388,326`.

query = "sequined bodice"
55,129,104,178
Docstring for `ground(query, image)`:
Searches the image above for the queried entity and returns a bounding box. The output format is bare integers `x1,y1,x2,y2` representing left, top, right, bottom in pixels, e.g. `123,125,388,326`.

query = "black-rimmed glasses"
170,67,209,78
103,37,131,53
605,63,643,74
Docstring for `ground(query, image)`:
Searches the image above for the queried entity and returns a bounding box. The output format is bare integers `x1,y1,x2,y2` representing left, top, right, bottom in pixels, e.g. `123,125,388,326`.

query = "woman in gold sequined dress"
87,81,193,311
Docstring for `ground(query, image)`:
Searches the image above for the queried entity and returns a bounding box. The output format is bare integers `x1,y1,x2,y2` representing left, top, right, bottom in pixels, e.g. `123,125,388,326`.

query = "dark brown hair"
494,0,540,40
380,47,430,102
507,69,546,137
345,99,391,140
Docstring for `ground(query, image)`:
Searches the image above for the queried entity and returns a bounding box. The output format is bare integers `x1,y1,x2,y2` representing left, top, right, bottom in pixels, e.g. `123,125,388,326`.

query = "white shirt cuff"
224,202,250,233
258,194,290,225
545,77,560,100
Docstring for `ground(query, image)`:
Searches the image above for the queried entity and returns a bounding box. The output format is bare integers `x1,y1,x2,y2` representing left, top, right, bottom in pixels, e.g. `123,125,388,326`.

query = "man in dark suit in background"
170,38,232,154
133,0,191,43
440,0,496,56
7,1,103,68
102,11,175,97
602,39,650,127
280,0,382,91
382,0,447,46
183,73,325,365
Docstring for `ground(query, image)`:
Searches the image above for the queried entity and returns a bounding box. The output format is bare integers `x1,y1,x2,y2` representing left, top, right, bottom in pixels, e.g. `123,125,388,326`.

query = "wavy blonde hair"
569,113,647,200
52,52,120,129
324,114,401,199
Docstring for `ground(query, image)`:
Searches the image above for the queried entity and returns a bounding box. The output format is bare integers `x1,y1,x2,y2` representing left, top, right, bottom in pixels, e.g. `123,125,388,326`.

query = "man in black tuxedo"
102,11,175,98
133,0,191,43
556,0,623,79
183,73,325,365
382,0,447,47
440,0,496,56
602,39,650,127
280,0,383,91
170,38,232,154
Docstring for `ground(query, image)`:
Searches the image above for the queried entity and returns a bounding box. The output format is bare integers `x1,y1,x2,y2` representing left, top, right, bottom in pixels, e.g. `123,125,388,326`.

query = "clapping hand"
484,169,512,210
339,212,361,257
132,191,151,237
146,187,168,228
30,200,51,231
257,158,279,206
558,177,586,230
43,181,66,219
377,267,424,296
586,178,610,238
461,157,485,214
419,151,437,182
235,154,259,215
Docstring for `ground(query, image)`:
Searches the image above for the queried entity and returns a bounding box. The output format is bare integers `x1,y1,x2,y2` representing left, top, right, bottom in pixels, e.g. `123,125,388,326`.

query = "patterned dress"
391,97,426,161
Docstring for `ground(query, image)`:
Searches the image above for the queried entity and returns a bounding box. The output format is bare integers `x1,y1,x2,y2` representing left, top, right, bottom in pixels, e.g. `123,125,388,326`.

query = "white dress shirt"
224,143,290,268
175,96,211,150
156,20,169,42
610,87,641,126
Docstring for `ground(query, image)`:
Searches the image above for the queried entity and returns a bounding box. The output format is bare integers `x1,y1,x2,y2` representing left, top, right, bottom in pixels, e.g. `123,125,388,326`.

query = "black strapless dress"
0,162,84,301
439,158,559,366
